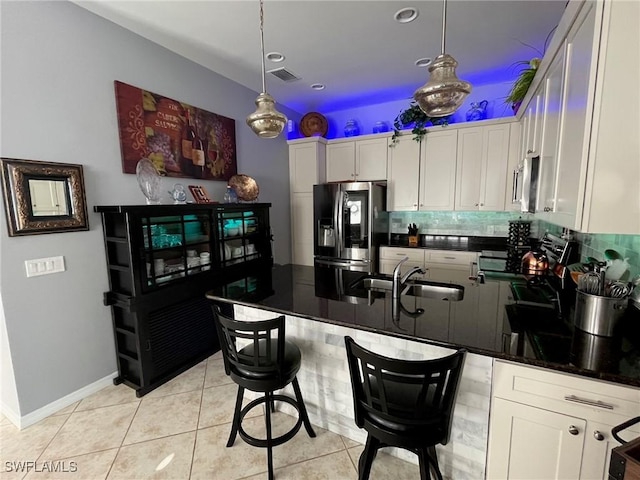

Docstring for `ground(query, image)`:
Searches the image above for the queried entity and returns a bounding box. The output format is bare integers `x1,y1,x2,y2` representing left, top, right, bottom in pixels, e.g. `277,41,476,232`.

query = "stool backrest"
213,306,286,377
344,336,466,445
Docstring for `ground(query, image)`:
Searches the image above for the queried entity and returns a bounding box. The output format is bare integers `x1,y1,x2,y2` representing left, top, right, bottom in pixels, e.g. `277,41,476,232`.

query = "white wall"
0,0,295,418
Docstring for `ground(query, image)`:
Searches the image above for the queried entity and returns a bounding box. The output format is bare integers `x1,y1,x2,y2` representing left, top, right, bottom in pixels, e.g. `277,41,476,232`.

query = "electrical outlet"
24,256,65,277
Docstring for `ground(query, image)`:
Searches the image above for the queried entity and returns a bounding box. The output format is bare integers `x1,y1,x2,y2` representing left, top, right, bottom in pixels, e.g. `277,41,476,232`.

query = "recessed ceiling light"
394,7,419,23
266,52,285,62
415,57,432,67
310,83,325,91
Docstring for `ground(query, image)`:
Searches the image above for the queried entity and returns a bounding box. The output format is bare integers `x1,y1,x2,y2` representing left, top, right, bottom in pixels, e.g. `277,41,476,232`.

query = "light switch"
25,256,66,277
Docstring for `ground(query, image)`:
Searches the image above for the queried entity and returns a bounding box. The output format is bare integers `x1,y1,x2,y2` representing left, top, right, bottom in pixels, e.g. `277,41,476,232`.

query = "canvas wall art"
114,81,237,180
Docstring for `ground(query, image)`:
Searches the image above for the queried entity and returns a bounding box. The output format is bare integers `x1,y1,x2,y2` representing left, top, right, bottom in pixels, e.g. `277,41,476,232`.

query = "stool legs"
292,377,316,438
358,435,380,480
417,446,443,480
227,385,245,447
264,390,274,480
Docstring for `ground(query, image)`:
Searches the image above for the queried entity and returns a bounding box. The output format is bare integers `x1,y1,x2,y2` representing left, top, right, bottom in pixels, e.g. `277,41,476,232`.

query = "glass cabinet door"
141,213,213,287
217,209,263,266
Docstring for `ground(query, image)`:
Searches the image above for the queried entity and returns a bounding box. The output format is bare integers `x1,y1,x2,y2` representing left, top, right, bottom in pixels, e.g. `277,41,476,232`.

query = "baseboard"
3,371,117,430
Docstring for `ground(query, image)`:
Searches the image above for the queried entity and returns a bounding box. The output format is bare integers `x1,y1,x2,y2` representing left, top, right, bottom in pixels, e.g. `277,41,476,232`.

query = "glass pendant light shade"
246,0,287,138
414,54,472,117
247,92,287,138
413,0,471,117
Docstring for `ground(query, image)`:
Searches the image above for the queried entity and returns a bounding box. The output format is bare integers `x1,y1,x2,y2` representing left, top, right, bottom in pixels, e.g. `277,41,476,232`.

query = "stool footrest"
238,394,303,448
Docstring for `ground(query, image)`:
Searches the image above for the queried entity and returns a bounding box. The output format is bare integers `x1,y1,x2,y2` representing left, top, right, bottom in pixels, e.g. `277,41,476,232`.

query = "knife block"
408,235,419,247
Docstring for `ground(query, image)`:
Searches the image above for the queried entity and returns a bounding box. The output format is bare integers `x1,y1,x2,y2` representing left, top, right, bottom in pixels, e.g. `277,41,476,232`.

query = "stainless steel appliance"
313,181,387,272
512,153,540,213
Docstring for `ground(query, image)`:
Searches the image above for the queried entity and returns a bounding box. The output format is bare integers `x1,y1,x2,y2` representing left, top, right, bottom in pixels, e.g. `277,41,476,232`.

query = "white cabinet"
489,397,585,480
538,44,567,217
487,360,640,480
518,0,639,233
29,179,68,216
419,130,458,210
455,123,511,211
288,138,326,266
378,247,427,279
326,137,388,182
386,136,421,211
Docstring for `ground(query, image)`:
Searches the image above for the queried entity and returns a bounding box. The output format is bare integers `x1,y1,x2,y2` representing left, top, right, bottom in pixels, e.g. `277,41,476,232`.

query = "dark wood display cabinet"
94,203,273,397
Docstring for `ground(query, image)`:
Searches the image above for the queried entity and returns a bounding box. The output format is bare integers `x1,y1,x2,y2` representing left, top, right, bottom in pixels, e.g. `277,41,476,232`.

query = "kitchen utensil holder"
574,291,627,337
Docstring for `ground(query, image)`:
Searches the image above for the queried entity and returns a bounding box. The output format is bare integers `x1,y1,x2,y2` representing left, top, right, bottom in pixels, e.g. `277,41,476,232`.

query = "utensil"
578,272,601,295
606,281,630,298
604,249,622,261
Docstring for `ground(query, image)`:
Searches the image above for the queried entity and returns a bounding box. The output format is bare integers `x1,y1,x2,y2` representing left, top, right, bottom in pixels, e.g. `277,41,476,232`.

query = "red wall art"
114,81,237,180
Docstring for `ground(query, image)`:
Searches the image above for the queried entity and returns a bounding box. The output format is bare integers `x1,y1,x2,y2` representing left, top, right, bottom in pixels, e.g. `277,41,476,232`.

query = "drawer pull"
568,425,580,435
444,256,456,260
594,431,605,441
564,395,614,410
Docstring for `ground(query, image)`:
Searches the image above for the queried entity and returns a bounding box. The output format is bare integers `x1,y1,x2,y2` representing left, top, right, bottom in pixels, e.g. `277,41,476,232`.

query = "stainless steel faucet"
392,256,427,299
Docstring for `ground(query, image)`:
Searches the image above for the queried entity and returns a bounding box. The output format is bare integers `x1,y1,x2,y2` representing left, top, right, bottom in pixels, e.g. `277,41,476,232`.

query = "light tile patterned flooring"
0,352,422,480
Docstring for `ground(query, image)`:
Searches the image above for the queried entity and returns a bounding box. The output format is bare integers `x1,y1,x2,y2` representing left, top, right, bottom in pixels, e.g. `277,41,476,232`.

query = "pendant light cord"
441,0,447,54
259,0,267,94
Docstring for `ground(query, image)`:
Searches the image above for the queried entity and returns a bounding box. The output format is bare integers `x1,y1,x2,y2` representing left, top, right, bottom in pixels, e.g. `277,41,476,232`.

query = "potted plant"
505,57,541,114
391,102,451,145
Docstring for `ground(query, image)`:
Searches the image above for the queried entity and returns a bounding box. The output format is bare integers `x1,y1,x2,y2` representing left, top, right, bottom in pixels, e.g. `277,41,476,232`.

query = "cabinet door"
387,136,420,211
538,45,567,216
580,420,621,480
554,2,597,230
355,138,388,181
419,130,458,210
289,142,324,193
524,88,543,155
487,397,585,480
291,192,314,266
326,142,356,182
480,124,510,210
455,127,484,210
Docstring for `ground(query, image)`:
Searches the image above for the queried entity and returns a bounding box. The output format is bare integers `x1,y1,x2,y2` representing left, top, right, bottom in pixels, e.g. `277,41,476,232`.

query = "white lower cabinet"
488,397,585,480
487,361,640,480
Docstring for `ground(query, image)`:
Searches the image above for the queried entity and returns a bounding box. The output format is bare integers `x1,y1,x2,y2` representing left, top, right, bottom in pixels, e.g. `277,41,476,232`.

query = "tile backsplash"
386,212,639,279
389,211,535,237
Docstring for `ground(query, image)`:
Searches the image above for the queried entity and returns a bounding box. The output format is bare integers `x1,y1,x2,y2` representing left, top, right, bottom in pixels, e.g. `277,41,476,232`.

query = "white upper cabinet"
326,137,387,182
517,0,639,233
455,123,511,211
289,138,326,193
386,135,421,211
538,44,567,217
419,130,458,211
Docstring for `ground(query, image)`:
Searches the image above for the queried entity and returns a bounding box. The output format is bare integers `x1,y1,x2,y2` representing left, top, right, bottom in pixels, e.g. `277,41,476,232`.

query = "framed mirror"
1,158,89,236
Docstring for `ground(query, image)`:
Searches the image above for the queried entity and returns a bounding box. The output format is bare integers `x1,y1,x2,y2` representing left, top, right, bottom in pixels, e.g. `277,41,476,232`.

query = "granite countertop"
387,234,516,252
206,264,640,388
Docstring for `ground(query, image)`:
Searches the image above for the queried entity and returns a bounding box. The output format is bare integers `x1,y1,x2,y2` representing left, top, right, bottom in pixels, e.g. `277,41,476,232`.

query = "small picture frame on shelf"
189,185,214,204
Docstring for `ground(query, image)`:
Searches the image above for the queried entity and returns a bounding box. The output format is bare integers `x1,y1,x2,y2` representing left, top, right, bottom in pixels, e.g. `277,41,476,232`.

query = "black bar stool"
212,307,316,480
344,336,466,480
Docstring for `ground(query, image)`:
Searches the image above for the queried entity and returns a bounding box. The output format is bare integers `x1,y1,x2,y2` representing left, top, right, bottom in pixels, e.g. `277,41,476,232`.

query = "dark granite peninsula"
206,263,640,388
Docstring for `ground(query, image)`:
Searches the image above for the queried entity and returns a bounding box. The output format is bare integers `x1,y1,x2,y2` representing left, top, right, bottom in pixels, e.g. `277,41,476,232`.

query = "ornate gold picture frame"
0,158,89,236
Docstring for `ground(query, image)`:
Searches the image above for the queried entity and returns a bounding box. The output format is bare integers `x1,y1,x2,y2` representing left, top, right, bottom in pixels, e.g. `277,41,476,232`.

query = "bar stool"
212,306,316,480
344,336,466,480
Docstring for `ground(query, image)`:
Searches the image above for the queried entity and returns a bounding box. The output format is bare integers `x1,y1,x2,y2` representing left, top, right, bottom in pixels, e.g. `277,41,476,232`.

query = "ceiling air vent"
267,67,300,83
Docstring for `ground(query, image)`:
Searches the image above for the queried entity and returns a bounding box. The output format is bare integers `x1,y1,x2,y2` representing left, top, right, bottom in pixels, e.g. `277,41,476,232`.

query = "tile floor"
0,352,423,480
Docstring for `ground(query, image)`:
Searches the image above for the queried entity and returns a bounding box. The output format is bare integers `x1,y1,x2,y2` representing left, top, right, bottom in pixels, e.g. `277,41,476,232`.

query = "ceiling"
73,0,567,115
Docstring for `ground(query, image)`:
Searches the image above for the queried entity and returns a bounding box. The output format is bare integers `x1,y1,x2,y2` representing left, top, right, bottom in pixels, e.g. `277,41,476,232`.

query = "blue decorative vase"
344,119,360,137
372,121,389,134
466,100,489,122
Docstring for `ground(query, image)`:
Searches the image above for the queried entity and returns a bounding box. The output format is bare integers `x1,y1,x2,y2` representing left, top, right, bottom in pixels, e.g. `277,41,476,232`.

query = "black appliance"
313,181,387,272
503,232,579,359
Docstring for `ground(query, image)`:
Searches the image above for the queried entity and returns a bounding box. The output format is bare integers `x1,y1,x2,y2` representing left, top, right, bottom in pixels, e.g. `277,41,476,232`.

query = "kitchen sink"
357,276,464,301
402,280,464,301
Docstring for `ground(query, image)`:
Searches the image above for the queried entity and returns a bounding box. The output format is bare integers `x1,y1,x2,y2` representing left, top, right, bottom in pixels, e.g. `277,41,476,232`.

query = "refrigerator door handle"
334,187,344,258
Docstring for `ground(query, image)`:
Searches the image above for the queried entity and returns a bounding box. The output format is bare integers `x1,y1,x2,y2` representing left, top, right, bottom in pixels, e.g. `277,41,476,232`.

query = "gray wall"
0,0,294,416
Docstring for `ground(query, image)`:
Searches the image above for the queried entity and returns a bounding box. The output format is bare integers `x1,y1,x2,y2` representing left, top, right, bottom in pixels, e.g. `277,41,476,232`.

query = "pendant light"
246,0,287,138
414,0,472,117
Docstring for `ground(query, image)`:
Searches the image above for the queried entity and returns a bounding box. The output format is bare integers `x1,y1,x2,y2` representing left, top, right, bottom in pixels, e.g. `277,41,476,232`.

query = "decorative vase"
372,121,389,134
344,119,360,137
136,158,162,204
466,100,489,122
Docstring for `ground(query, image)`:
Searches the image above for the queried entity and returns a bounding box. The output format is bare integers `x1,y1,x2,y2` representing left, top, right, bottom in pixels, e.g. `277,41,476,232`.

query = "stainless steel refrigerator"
313,181,387,272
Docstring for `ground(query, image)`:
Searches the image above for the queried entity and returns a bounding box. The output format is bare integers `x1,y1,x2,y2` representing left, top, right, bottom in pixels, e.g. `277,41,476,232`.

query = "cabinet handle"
475,203,479,206
563,395,614,410
568,425,580,436
146,340,151,351
594,431,605,441
413,203,418,207
512,168,521,203
480,203,484,206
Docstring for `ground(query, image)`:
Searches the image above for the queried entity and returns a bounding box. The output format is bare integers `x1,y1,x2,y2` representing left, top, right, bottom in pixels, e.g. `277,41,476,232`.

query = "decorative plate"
228,174,259,202
300,112,328,137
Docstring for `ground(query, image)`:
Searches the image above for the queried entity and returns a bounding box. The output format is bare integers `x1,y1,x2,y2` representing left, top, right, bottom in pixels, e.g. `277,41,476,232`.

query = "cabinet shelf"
106,236,128,243
118,351,139,363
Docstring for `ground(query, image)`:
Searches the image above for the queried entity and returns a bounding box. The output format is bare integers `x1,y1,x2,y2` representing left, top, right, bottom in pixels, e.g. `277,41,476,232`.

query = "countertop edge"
205,293,640,389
